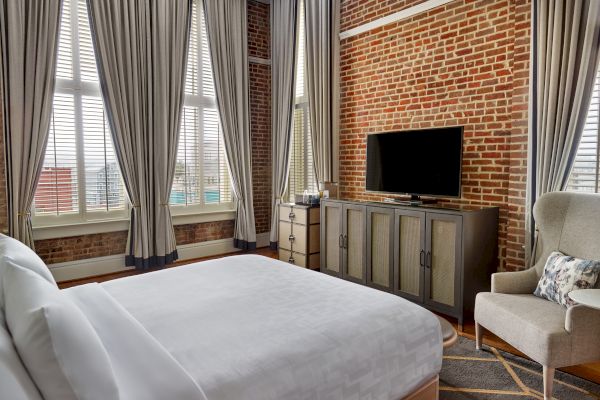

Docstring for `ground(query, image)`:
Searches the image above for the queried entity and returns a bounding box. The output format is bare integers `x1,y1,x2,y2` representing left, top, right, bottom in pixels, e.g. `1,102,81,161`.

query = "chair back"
532,191,600,278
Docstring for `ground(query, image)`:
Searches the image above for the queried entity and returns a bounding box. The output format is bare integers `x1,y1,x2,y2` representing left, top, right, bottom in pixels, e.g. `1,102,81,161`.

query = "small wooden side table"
437,315,458,348
569,289,600,309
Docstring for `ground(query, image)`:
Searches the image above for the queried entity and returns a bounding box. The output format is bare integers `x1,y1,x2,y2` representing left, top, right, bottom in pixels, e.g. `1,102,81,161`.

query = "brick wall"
0,1,272,265
248,0,272,235
339,0,531,271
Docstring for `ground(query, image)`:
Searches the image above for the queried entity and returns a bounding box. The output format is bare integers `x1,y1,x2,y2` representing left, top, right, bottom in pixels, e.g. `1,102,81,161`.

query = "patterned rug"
440,336,600,399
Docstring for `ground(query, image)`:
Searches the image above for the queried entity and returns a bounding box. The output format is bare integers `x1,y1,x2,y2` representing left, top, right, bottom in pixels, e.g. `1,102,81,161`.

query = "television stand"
383,195,438,206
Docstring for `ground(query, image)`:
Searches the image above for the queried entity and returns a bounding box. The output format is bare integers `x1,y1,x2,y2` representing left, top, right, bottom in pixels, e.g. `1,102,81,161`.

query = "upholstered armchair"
475,192,600,400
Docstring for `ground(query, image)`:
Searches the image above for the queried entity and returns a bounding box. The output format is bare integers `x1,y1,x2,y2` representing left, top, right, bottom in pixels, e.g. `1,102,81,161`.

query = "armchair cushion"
533,251,600,307
491,268,539,294
475,293,570,367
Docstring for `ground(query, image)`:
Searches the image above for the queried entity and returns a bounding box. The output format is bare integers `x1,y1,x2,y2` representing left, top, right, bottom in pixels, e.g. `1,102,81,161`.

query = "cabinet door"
320,202,343,277
366,207,394,291
342,204,366,284
424,213,462,313
393,209,426,302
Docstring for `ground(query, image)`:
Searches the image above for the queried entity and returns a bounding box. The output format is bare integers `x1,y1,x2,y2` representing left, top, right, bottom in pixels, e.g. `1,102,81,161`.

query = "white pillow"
0,313,43,400
3,261,120,400
0,234,56,309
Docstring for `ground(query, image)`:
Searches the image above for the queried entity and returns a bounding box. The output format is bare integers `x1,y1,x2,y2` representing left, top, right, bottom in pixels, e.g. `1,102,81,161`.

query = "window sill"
32,209,236,240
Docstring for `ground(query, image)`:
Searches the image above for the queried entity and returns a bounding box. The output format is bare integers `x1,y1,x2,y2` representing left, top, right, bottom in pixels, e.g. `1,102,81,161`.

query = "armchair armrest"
565,305,600,336
491,268,539,294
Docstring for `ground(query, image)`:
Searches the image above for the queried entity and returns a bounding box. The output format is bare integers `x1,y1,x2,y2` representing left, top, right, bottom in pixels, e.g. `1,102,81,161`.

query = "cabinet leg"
457,317,464,333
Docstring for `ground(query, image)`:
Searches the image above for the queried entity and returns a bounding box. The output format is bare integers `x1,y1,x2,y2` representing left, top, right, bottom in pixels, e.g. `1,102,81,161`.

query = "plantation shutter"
34,0,126,218
171,0,231,207
288,0,317,201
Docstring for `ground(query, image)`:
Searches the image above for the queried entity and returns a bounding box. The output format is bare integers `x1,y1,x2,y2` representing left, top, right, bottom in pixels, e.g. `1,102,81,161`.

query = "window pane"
567,68,600,193
34,0,126,221
287,0,317,202
172,0,230,208
56,0,73,80
82,96,125,211
35,94,79,215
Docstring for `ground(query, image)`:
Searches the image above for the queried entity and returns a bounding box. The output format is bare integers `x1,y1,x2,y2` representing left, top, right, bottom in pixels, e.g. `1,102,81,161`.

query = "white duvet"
66,255,442,400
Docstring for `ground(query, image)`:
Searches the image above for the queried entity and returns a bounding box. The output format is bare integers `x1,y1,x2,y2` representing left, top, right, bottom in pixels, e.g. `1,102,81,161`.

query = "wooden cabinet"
321,199,498,325
393,209,426,303
367,207,394,291
342,204,366,284
278,204,320,269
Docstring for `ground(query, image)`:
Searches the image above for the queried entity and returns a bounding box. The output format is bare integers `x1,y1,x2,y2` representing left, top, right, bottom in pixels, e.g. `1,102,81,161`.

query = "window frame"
169,0,234,216
32,0,129,229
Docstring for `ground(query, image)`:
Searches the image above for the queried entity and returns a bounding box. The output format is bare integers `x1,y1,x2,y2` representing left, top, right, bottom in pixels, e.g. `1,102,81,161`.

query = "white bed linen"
90,255,442,400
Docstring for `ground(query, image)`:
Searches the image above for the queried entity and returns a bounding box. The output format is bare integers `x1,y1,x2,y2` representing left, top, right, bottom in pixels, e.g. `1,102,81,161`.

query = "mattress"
65,255,442,400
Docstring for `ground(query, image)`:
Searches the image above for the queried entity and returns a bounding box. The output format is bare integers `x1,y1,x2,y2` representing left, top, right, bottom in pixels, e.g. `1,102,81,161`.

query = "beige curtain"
526,0,600,260
304,0,340,185
88,0,191,269
0,0,62,249
203,0,257,250
269,0,299,248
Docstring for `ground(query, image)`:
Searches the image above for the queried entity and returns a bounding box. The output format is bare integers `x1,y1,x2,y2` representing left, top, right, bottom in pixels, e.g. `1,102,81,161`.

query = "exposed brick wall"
339,0,531,271
175,220,235,246
0,1,272,264
35,232,129,265
248,0,270,60
248,0,272,235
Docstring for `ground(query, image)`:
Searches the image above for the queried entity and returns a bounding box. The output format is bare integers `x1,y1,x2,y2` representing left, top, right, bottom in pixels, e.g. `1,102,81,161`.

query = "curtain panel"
87,0,191,269
203,0,257,250
526,0,600,262
269,0,299,248
0,0,62,249
304,0,340,186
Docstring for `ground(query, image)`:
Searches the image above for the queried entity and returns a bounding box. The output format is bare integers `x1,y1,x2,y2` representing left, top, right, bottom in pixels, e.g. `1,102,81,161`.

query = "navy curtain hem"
234,239,256,251
125,249,179,270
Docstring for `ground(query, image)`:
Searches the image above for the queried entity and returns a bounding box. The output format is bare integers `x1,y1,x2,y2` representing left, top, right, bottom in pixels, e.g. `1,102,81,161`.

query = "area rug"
440,336,600,399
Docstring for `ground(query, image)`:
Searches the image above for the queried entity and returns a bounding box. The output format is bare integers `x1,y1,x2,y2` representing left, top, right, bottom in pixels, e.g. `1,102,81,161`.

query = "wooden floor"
58,247,600,385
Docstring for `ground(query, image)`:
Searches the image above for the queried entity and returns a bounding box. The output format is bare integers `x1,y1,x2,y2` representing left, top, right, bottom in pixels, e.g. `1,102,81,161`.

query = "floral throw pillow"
534,251,600,307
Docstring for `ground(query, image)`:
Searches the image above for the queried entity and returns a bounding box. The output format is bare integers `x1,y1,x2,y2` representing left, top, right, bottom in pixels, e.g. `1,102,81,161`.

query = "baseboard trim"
49,233,272,282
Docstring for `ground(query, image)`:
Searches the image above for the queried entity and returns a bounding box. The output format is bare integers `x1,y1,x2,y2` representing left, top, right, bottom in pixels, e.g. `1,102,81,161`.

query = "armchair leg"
543,366,554,400
475,322,483,350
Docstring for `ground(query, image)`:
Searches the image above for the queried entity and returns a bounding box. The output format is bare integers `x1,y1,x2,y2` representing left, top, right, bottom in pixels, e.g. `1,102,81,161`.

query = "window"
287,0,318,202
33,0,127,225
567,67,600,192
170,0,232,211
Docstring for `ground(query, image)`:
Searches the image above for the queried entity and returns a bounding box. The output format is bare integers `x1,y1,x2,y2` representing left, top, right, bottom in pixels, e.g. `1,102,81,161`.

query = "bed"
0,234,442,400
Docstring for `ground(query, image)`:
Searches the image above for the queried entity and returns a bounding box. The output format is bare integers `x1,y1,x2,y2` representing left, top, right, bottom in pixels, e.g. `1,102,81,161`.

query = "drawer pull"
288,212,295,220
288,234,295,242
288,257,295,264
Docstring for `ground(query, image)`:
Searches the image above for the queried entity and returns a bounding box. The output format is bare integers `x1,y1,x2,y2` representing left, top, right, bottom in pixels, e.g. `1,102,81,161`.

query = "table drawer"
278,221,308,253
280,205,320,225
279,249,320,270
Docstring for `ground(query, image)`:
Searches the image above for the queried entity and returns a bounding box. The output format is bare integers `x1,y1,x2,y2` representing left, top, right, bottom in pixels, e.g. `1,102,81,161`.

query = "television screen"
366,127,463,198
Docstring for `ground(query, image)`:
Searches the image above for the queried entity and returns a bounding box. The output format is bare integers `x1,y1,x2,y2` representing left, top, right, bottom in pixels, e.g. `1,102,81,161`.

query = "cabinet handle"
339,234,344,248
288,212,295,220
288,234,295,243
426,251,432,269
343,235,348,249
419,250,425,267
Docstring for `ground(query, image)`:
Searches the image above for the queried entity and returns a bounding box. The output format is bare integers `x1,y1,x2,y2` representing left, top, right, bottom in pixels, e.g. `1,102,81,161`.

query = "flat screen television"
366,126,463,199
